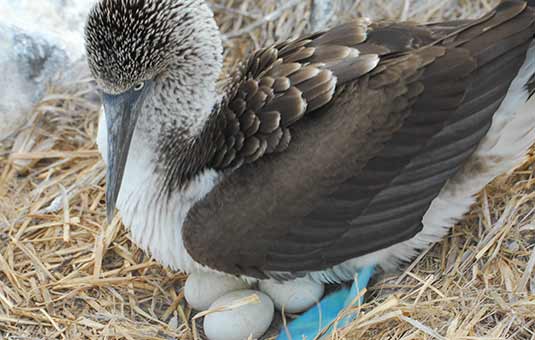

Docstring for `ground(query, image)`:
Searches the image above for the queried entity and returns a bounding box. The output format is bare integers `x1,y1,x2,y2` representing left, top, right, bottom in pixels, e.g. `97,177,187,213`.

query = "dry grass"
1,0,534,339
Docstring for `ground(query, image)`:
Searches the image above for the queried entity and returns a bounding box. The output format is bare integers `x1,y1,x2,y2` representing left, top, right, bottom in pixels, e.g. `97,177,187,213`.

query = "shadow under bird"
85,0,535,339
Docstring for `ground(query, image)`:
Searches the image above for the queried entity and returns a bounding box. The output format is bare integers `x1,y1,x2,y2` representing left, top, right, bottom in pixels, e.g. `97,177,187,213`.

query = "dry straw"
1,0,534,339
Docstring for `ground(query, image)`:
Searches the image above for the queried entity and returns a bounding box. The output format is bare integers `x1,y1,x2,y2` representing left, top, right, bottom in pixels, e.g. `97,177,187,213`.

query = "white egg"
184,272,250,311
204,290,274,340
259,278,324,313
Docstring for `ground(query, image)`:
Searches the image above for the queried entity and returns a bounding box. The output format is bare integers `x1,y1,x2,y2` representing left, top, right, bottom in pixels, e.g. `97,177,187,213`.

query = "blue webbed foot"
277,266,375,340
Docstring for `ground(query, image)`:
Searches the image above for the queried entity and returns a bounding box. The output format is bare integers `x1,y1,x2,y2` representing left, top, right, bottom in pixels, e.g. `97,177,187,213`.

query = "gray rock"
0,0,97,141
0,24,69,140
0,0,96,60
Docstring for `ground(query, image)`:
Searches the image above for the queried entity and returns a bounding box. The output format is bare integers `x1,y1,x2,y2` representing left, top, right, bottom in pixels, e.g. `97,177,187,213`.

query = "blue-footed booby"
85,0,535,339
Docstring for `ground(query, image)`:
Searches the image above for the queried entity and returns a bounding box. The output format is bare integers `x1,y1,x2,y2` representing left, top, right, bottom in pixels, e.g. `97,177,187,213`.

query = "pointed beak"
101,84,150,223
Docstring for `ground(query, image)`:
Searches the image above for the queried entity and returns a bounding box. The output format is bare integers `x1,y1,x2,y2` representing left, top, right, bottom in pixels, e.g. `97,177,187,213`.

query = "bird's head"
85,0,223,222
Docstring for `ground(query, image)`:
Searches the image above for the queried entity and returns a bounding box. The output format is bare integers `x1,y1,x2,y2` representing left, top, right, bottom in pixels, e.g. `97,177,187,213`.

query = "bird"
85,0,535,339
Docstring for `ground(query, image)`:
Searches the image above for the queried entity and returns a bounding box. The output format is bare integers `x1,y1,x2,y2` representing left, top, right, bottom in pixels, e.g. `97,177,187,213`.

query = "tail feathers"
444,0,535,66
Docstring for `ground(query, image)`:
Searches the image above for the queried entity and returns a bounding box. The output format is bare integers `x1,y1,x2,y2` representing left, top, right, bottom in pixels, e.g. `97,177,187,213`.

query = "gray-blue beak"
101,83,151,223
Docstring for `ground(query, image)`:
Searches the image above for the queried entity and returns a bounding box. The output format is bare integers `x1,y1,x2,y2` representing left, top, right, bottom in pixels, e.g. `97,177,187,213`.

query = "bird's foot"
184,266,375,340
277,266,375,340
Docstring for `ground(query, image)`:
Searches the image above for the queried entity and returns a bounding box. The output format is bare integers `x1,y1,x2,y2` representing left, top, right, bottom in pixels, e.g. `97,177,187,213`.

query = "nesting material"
1,0,534,339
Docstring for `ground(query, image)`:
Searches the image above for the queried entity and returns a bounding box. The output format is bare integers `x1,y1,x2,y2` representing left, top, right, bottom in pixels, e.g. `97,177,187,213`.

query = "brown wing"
207,21,382,170
184,1,535,279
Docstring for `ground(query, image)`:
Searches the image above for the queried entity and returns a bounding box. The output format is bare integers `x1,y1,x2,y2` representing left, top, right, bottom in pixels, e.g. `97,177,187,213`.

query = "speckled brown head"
85,0,223,94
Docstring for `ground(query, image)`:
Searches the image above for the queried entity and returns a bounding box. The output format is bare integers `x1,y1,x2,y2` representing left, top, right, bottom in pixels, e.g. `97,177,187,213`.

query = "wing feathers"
210,20,382,168
329,54,380,83
309,22,368,47
307,45,360,64
184,1,535,279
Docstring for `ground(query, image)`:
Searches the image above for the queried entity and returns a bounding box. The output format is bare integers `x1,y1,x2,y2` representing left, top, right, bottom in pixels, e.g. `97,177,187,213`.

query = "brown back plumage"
206,22,378,169
183,1,535,280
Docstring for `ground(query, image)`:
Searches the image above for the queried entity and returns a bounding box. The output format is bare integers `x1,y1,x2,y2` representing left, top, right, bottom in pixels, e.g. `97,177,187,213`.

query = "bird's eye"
133,82,145,91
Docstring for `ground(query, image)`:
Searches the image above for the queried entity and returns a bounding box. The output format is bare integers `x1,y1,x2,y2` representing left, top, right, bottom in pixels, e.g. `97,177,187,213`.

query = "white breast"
97,109,220,273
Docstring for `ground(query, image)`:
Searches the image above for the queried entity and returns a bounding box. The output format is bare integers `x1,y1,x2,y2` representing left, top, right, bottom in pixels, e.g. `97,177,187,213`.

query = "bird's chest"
116,163,220,272
97,108,221,273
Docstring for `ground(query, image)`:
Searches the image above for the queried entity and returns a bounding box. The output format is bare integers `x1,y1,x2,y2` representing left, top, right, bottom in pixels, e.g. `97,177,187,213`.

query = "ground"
0,0,534,339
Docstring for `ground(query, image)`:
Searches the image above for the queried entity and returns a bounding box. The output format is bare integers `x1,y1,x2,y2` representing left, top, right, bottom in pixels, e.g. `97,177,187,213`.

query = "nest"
1,0,534,339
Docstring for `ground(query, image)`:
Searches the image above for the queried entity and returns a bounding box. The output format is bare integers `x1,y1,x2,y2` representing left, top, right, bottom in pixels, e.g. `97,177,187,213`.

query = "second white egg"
259,278,324,313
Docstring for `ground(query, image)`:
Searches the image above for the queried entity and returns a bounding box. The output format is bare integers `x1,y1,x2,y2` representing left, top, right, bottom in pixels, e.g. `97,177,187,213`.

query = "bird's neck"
131,9,225,188
131,68,222,187
141,64,222,138
113,60,225,272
